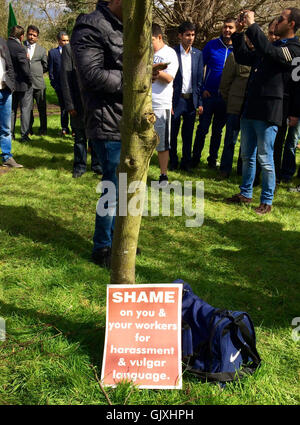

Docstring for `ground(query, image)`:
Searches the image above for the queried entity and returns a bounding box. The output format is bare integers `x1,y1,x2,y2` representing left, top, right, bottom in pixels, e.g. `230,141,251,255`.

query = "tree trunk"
110,0,158,285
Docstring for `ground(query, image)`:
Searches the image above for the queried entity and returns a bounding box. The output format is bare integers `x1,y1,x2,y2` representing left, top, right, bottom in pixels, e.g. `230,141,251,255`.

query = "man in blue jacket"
170,21,204,172
48,31,70,136
192,18,236,169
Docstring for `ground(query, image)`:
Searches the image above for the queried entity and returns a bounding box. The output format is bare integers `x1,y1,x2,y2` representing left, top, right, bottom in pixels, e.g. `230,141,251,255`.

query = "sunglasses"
277,16,286,24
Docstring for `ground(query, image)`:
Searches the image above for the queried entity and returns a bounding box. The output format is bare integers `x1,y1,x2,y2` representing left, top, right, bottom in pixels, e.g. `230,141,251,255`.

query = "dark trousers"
55,88,69,132
192,95,227,166
220,113,241,175
273,123,288,181
73,127,102,174
30,88,47,134
170,96,196,169
11,88,33,138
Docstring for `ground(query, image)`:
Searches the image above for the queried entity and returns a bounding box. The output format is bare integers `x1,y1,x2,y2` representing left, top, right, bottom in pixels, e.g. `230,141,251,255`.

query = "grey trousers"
29,88,47,134
11,87,33,138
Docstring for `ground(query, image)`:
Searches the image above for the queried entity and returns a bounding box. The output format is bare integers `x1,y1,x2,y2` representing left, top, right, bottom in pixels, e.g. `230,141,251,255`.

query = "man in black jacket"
71,0,123,266
60,42,102,178
7,25,33,143
226,8,300,214
0,37,22,168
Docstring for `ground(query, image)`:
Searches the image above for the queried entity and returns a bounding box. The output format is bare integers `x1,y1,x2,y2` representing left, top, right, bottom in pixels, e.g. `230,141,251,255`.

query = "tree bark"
110,0,158,285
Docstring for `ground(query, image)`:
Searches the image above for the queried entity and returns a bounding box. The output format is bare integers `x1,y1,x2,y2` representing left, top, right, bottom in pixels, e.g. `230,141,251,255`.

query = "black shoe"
92,167,103,175
159,174,168,187
38,129,47,136
72,170,86,178
91,247,111,267
20,135,31,143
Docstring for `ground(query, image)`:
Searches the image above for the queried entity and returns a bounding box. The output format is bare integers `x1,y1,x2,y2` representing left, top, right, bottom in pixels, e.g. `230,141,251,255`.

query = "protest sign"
101,283,182,389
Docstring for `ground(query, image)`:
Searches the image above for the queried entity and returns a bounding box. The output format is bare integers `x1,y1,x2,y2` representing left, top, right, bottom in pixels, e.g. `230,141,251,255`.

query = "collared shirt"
0,51,7,89
25,41,36,60
180,44,192,94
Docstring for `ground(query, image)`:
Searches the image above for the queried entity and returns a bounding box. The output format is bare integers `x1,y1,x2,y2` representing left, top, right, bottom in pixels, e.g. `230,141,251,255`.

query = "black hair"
286,7,300,33
224,17,236,24
57,31,68,41
27,25,39,36
178,21,195,34
152,23,163,37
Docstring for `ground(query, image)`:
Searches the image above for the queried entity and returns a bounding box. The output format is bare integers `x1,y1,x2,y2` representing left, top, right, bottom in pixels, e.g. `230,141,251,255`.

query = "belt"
181,93,192,99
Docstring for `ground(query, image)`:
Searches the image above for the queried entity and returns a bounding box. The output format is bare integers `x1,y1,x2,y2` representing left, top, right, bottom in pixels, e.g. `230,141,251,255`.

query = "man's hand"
69,109,77,117
197,106,204,115
202,90,211,99
288,116,299,127
244,10,255,27
152,63,168,82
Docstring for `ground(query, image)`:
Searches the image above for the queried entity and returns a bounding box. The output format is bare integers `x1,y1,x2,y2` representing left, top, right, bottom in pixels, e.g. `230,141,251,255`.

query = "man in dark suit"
24,25,48,135
7,25,32,143
170,22,204,171
60,42,102,178
0,36,22,167
48,31,70,135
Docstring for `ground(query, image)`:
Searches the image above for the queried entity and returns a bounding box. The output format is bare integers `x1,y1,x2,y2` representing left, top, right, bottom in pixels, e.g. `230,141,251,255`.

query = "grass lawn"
0,105,300,405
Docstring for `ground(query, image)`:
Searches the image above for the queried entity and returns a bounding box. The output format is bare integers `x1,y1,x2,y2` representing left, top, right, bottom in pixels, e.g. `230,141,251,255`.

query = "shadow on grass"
0,299,105,366
14,153,73,171
137,217,299,327
0,205,91,259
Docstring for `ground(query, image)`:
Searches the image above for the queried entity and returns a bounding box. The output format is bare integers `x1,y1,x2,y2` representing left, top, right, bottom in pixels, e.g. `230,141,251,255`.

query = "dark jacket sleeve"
60,45,75,112
246,23,298,68
17,48,32,86
71,27,122,94
41,47,48,73
288,80,300,118
231,32,257,66
3,42,16,92
48,50,55,89
196,51,204,107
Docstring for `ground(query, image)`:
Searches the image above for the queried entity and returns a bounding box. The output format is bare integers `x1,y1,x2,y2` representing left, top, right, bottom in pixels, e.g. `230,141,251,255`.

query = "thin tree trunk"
110,0,158,285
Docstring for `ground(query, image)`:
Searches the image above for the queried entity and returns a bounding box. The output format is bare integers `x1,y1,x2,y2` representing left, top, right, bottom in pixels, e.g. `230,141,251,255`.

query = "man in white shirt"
170,22,204,171
152,23,179,186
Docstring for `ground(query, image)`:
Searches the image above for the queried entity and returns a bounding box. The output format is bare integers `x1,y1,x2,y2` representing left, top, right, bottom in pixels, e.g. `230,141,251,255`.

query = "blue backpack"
178,280,261,383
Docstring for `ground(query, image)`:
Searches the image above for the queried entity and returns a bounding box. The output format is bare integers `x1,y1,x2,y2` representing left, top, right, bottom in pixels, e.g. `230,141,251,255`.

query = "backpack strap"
185,365,257,383
226,313,261,367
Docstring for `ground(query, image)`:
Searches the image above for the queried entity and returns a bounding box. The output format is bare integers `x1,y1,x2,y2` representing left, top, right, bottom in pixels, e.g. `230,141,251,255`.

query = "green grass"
0,113,300,405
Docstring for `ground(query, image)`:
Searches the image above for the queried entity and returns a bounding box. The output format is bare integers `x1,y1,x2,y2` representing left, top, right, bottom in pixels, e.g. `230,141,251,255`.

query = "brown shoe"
254,203,272,215
2,157,23,168
225,193,252,204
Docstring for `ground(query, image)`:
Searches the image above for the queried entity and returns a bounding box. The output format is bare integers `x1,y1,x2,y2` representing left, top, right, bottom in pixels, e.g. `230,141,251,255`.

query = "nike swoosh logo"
230,349,241,363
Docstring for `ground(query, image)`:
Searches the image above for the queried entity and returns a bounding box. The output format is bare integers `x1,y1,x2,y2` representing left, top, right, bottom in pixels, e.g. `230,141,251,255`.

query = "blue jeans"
91,140,121,252
192,95,227,165
281,120,300,181
240,118,278,205
220,113,241,174
0,88,12,162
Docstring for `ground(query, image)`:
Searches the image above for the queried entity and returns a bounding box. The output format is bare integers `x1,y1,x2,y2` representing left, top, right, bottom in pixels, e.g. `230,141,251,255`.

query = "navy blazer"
172,45,204,110
48,46,62,91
